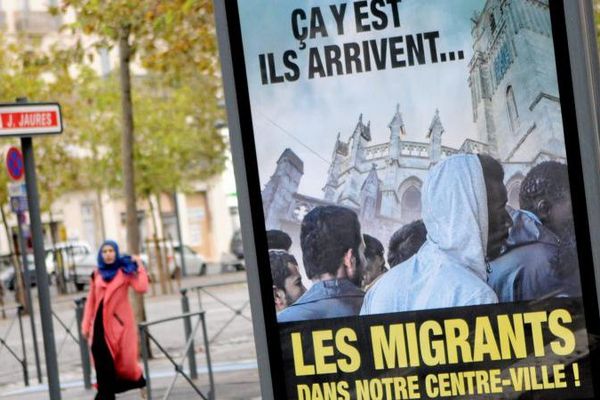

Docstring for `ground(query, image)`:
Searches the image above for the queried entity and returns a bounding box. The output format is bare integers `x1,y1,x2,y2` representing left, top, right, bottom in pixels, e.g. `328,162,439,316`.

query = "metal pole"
172,192,188,276
180,289,197,379
200,312,215,400
17,305,29,387
139,326,152,400
74,298,91,389
17,213,42,383
21,131,61,400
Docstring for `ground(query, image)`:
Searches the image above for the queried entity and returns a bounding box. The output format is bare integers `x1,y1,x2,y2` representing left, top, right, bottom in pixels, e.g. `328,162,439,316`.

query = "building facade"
0,1,239,262
262,0,565,245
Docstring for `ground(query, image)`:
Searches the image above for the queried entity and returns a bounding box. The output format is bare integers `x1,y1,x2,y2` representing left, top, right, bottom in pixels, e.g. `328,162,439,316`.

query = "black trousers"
92,301,145,400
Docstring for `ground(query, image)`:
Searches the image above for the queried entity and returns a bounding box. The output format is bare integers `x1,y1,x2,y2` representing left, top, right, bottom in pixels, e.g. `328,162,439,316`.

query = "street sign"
0,103,62,137
6,147,24,180
10,196,28,213
8,182,27,197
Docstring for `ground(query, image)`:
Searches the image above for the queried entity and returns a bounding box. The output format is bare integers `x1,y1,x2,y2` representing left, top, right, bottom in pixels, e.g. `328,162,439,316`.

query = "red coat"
82,264,149,381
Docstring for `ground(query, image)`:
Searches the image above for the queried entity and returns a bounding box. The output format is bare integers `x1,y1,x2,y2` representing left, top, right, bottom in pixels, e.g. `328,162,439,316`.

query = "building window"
507,86,519,133
493,42,512,84
401,186,422,224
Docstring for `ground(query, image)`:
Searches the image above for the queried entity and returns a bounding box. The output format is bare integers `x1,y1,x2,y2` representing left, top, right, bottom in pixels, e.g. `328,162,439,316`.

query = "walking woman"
82,240,148,399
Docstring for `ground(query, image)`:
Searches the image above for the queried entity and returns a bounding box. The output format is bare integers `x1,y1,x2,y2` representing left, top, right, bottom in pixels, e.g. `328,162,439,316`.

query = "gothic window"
506,86,519,133
493,42,512,84
401,186,422,224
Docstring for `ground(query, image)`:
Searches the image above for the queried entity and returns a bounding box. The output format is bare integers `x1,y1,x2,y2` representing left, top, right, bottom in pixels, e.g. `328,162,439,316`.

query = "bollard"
140,326,152,400
74,298,92,389
17,305,29,387
200,312,215,400
180,289,198,379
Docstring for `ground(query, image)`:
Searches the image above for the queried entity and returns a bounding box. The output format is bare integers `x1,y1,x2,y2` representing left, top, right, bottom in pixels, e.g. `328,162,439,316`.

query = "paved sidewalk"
0,364,261,399
0,271,262,399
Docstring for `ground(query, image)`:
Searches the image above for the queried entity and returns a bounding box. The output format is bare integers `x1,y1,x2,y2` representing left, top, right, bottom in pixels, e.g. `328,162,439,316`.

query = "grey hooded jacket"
361,154,498,315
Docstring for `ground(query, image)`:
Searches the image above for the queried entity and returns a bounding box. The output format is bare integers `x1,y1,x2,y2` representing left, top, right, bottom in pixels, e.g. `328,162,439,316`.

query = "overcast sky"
238,0,486,197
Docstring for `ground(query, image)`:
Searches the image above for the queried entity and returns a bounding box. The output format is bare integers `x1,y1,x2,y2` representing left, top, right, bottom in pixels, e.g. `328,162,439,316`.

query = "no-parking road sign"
6,147,24,180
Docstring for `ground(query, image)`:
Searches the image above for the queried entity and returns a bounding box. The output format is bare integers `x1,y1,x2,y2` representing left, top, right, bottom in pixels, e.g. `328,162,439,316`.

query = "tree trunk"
148,194,168,294
95,189,107,240
118,24,146,325
156,195,176,291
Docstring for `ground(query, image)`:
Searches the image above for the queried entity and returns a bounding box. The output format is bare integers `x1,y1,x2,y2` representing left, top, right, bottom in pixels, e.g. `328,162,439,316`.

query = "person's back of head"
478,153,512,260
363,234,384,262
300,206,362,283
519,161,572,236
267,230,292,251
362,234,386,288
388,220,427,267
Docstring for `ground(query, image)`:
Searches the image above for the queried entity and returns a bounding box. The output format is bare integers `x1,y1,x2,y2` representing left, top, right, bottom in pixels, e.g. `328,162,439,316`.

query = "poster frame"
213,1,600,398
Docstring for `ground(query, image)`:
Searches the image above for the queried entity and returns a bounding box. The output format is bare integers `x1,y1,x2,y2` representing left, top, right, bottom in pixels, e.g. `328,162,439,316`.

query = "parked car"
172,244,207,276
44,241,96,291
0,255,50,291
141,242,206,277
220,230,244,272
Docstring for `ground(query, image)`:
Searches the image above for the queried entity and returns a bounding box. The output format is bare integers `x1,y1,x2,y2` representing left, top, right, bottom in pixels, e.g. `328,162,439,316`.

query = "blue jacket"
489,210,581,302
277,278,364,323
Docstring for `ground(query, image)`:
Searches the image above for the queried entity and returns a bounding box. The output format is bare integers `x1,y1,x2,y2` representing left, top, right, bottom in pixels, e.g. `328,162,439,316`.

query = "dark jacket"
277,278,364,323
489,210,581,302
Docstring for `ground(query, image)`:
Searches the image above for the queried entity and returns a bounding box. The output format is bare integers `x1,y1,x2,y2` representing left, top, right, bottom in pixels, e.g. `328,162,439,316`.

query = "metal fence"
0,305,29,386
180,279,252,345
139,311,215,400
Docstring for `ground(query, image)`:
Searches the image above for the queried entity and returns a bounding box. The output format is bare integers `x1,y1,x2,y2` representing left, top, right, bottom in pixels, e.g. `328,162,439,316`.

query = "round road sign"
6,147,24,181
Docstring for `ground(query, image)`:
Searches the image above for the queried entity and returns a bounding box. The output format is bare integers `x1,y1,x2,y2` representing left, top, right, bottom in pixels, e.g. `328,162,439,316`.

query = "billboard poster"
223,0,600,398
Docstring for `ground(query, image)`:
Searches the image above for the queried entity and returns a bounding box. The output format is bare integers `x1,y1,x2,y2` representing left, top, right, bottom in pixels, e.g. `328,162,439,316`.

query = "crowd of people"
268,154,582,323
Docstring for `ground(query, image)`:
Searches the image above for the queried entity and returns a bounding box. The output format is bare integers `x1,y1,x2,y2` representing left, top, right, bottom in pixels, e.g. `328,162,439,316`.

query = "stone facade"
261,0,566,245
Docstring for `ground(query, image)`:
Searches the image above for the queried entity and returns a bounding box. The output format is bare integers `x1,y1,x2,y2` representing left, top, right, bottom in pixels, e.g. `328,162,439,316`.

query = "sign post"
6,163,42,384
1,98,63,399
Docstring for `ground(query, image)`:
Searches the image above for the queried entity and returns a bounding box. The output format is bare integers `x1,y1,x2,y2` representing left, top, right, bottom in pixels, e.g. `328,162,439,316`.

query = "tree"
57,0,154,325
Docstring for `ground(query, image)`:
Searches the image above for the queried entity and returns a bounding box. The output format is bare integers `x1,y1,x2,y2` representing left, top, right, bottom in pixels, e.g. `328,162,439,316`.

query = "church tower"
469,0,564,162
323,133,348,201
261,148,303,229
380,104,405,218
427,109,444,163
338,114,371,207
387,103,406,162
359,164,380,222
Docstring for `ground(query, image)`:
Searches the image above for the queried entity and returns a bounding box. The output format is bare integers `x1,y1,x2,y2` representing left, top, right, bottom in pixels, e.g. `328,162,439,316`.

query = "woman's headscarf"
97,240,138,282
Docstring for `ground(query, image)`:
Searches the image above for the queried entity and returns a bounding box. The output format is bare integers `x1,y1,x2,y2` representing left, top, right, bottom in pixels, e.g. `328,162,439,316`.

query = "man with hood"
278,205,365,322
489,161,581,302
361,154,511,314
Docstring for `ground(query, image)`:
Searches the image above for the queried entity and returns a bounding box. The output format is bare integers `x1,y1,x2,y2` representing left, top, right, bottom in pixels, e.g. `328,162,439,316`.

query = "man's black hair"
519,161,570,213
300,206,361,279
478,153,504,184
363,234,384,261
388,220,427,267
269,250,298,289
267,230,292,251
